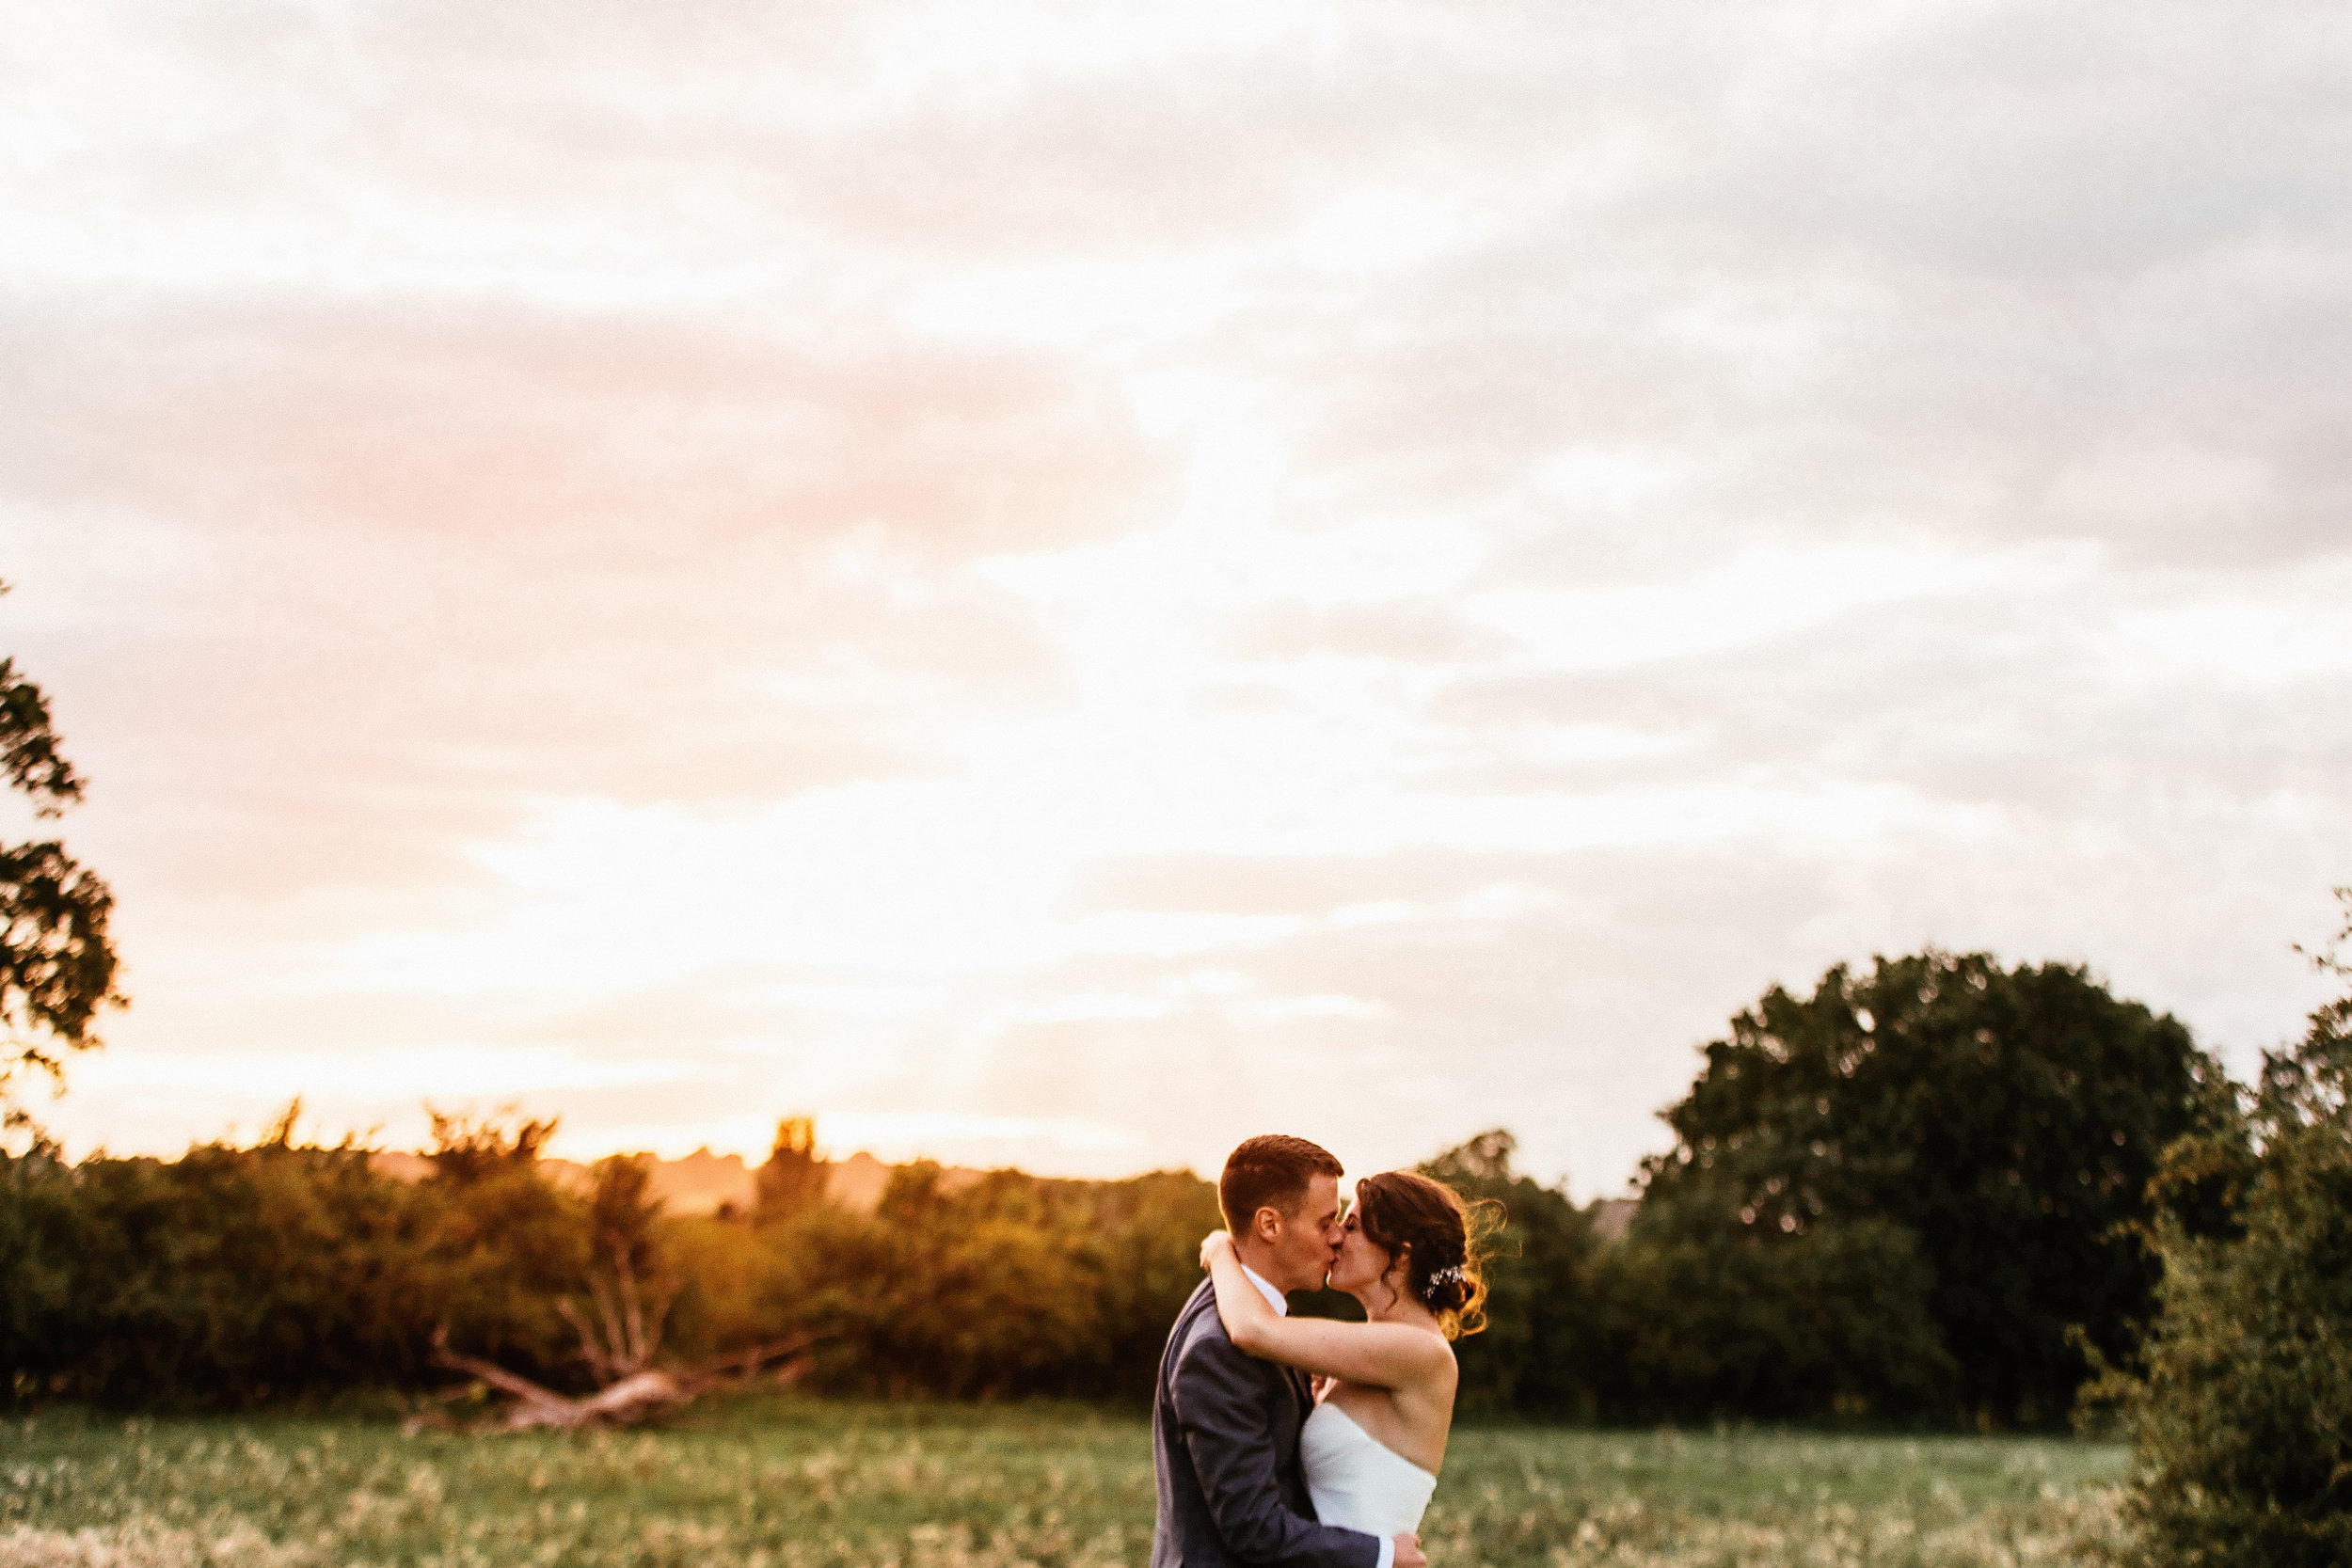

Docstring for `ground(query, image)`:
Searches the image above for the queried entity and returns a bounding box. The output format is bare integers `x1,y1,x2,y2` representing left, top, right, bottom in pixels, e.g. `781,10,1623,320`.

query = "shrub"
2106,914,2352,1564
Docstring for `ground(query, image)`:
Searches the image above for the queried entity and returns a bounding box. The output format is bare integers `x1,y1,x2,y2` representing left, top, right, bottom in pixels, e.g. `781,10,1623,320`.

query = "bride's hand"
1199,1230,1234,1271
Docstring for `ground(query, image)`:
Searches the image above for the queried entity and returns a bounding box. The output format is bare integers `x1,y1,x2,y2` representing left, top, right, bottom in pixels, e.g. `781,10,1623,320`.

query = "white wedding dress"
1300,1402,1438,1538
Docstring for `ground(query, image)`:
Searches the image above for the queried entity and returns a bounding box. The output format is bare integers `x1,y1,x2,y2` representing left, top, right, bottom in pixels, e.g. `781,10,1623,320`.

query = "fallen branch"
416,1324,822,1433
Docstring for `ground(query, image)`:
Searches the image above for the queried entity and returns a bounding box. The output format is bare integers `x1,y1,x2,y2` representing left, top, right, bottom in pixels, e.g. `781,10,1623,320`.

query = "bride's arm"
1200,1232,1450,1390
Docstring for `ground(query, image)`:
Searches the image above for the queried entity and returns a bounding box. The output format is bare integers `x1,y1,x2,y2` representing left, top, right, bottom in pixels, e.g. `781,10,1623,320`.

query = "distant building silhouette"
1588,1196,1638,1243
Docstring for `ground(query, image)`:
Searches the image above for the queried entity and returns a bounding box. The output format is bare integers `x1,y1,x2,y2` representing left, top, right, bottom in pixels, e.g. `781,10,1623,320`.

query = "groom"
1151,1134,1425,1568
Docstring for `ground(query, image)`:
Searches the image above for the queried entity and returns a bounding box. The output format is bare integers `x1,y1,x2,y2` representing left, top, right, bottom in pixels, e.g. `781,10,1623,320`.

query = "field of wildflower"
1,1398,2130,1568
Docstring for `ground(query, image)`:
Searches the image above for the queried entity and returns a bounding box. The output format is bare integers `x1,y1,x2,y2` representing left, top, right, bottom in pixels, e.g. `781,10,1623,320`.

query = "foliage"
586,1154,665,1284
421,1105,557,1185
557,1155,674,1379
0,1402,2132,1568
1631,950,2217,1424
722,1162,1221,1402
1413,1130,1607,1417
0,1132,418,1406
755,1115,826,1221
0,1114,1225,1411
1598,1215,1952,1420
0,948,2242,1429
2100,892,2352,1565
0,1107,595,1408
0,584,124,1135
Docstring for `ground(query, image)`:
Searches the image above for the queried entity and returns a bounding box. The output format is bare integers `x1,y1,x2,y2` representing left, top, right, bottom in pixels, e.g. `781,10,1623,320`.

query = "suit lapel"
1175,1278,1309,1430
1281,1363,1311,1426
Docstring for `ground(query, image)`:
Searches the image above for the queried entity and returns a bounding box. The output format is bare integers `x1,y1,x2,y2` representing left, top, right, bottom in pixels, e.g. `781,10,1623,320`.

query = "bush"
696,1162,1220,1402
0,1134,423,1404
0,1110,597,1408
2104,920,2352,1564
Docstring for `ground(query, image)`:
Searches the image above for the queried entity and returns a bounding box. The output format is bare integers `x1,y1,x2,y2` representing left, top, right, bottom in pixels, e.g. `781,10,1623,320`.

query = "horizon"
8,3,2348,1199
96,1104,1579,1200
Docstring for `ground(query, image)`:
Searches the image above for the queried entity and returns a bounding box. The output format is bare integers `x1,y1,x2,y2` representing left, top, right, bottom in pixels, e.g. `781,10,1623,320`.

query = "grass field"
1,1399,2130,1567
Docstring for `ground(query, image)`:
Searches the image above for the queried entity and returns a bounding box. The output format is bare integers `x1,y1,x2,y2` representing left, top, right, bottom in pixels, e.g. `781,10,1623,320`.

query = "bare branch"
614,1243,647,1370
555,1298,609,1379
428,1325,583,1426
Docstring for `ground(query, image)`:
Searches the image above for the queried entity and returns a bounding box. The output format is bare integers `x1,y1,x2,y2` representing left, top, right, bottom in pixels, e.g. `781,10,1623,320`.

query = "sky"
4,0,2348,1197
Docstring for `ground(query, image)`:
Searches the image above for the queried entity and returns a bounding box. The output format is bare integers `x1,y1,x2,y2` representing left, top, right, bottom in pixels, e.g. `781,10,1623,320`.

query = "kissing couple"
1152,1134,1488,1568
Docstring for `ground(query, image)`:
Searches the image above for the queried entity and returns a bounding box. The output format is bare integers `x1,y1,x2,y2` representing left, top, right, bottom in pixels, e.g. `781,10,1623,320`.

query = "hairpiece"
1426,1264,1466,1289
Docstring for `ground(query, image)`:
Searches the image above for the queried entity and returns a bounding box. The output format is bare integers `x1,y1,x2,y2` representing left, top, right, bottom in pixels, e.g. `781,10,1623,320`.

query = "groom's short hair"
1219,1134,1343,1235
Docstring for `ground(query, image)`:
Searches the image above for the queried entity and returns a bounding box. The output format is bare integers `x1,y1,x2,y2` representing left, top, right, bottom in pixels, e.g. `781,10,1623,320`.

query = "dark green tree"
587,1154,664,1282
0,584,124,1136
2104,893,2352,1565
1415,1130,1605,1416
1,1101,438,1409
1636,949,2218,1423
568,1155,673,1377
414,1106,585,1380
1597,1209,1951,1418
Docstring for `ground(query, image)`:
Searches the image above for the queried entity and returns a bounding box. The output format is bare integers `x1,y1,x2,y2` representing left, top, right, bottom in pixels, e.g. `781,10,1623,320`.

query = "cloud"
1222,599,1515,666
0,294,1168,554
1,283,1167,917
9,0,2351,1190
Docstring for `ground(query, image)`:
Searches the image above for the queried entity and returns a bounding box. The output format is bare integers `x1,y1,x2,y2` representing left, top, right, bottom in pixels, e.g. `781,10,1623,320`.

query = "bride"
1199,1171,1488,1540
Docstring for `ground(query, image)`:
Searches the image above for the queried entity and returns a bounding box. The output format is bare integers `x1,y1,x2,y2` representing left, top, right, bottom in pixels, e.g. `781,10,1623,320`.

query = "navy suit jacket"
1150,1279,1381,1568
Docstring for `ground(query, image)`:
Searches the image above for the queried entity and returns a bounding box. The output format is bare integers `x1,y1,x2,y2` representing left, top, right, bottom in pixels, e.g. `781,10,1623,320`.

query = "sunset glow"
8,0,2348,1194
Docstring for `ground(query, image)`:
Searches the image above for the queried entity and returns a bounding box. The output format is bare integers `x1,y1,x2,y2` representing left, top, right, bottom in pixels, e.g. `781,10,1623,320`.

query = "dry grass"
0,1400,2130,1567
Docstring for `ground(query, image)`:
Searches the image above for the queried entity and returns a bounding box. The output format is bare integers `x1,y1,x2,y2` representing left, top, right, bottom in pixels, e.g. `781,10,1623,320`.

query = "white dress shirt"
1240,1263,1290,1315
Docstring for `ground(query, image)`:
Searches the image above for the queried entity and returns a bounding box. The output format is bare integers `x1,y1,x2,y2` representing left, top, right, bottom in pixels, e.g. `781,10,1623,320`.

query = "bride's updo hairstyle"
1352,1170,1496,1339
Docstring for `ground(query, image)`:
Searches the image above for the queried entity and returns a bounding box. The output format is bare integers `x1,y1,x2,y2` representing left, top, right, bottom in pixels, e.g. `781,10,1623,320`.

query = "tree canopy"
0,585,123,1135
1635,949,2219,1423
1414,1130,1605,1416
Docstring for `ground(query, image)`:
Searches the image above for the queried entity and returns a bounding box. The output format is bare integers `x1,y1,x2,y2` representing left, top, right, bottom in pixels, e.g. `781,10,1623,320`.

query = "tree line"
0,942,2301,1432
0,1104,1222,1409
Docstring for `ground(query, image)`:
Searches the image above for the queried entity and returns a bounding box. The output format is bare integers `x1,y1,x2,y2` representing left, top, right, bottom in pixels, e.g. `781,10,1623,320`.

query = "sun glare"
8,0,2346,1196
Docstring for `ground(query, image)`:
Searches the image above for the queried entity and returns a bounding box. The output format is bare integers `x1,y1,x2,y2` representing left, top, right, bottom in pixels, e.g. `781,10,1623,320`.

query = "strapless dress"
1299,1402,1438,1538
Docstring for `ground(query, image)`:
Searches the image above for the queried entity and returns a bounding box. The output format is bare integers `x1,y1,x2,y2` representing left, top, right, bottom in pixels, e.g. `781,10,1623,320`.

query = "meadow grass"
0,1398,2130,1567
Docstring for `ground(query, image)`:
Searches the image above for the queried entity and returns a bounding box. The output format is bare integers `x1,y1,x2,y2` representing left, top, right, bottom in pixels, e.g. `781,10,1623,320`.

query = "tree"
755,1115,827,1220
1598,1210,1951,1419
421,1148,818,1432
423,1104,558,1185
1636,949,2219,1423
1415,1131,1606,1416
0,584,124,1136
2104,893,2352,1565
563,1155,674,1382
413,1105,583,1380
